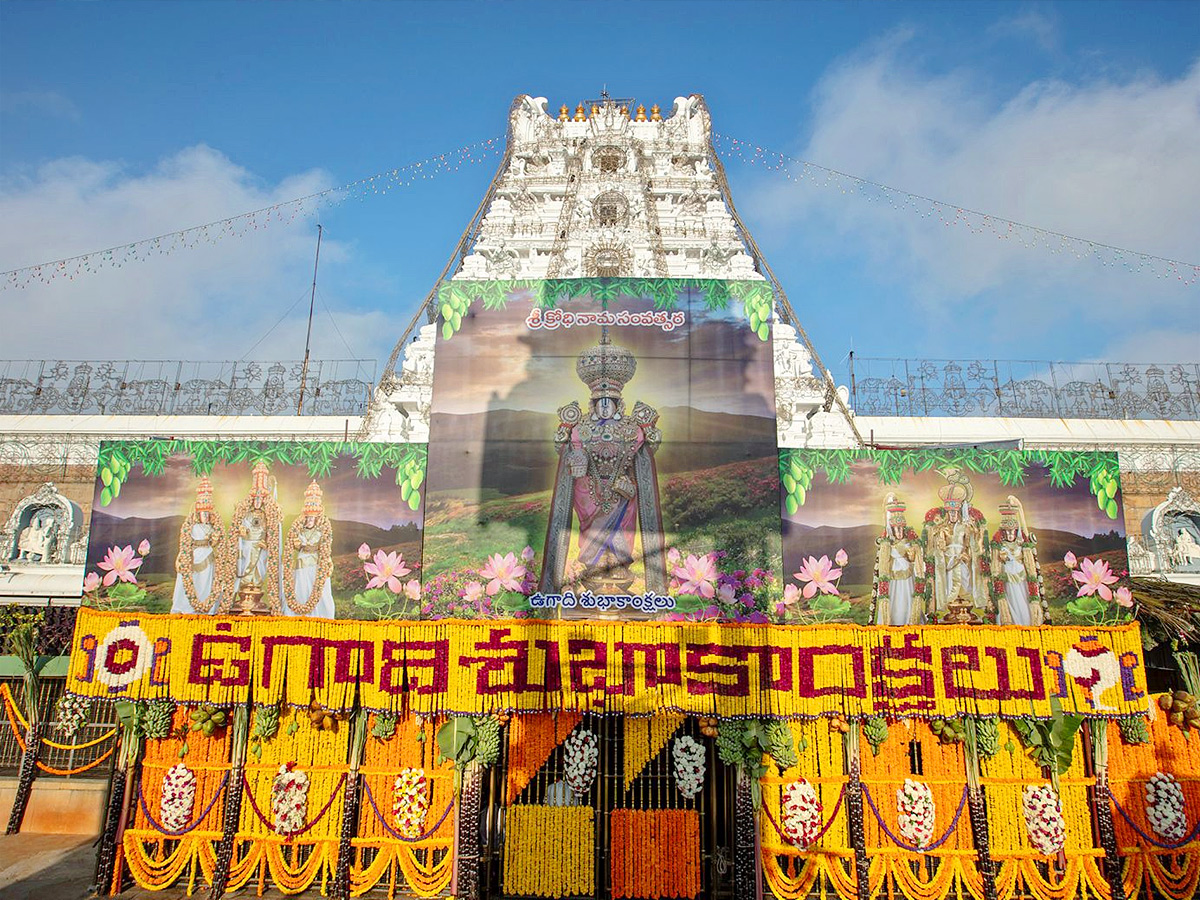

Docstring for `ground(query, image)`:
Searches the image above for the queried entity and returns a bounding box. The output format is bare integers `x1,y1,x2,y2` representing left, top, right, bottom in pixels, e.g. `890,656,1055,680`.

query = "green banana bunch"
473,716,501,767
863,717,889,756
973,717,1001,758
98,450,133,506
780,452,815,516
766,720,797,769
397,457,425,512
1089,466,1121,520
1117,716,1150,745
371,713,398,740
438,285,473,340
189,705,228,737
715,722,744,768
142,700,176,740
253,704,280,742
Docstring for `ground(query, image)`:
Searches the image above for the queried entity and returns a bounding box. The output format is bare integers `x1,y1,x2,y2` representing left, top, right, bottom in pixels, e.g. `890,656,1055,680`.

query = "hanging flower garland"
392,767,430,839
781,779,824,848
1145,771,1188,844
1022,784,1067,856
896,779,936,849
563,729,599,798
672,735,705,799
53,693,91,739
159,763,197,834
271,761,310,837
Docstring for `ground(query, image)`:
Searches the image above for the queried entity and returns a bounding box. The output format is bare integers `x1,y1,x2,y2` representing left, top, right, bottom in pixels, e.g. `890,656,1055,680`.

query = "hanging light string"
713,132,1200,285
0,137,505,291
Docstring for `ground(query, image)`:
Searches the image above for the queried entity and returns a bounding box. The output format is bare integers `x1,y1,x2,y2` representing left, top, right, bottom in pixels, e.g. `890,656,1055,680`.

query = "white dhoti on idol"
172,522,216,613
1001,551,1032,626
287,528,334,618
282,481,336,619
171,476,227,614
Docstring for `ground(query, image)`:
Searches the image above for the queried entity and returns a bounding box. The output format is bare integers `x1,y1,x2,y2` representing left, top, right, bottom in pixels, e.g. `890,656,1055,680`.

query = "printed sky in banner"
423,280,780,619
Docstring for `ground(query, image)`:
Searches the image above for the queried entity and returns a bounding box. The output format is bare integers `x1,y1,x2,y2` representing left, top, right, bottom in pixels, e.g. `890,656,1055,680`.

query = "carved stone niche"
1145,486,1200,576
2,482,85,566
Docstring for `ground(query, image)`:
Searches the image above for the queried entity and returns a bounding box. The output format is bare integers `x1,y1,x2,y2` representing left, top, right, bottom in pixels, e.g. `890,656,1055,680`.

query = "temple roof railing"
842,356,1200,420
0,358,376,417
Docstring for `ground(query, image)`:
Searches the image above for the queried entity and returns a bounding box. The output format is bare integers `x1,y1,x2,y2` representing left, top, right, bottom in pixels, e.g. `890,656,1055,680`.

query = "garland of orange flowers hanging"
624,713,685,789
610,808,701,899
502,805,594,897
505,712,581,805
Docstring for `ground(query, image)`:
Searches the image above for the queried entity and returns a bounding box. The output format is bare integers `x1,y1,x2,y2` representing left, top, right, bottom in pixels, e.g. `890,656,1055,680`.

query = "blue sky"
2,1,1197,379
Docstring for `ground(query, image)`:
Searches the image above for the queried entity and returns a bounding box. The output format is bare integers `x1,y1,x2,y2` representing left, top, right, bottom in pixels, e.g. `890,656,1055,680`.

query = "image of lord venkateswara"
540,329,668,595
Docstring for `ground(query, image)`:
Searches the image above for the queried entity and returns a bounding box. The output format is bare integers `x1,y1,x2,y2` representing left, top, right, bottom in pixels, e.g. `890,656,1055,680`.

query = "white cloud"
748,36,1200,361
987,9,1060,53
0,90,81,122
0,146,398,369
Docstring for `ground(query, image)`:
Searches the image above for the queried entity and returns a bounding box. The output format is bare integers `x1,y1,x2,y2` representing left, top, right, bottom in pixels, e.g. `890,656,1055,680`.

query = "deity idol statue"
171,476,230,614
282,481,335,618
989,496,1044,626
226,461,282,614
922,470,989,623
540,328,668,594
873,494,926,626
16,515,57,563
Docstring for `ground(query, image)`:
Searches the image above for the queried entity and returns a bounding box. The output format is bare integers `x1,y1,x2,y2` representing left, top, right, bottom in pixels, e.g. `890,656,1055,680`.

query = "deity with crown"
540,329,667,595
171,476,230,614
989,495,1045,626
922,469,990,623
227,461,283,614
873,493,926,626
282,481,335,618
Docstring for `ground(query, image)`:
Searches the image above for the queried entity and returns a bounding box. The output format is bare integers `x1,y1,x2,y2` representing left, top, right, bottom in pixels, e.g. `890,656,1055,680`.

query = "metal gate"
479,715,737,900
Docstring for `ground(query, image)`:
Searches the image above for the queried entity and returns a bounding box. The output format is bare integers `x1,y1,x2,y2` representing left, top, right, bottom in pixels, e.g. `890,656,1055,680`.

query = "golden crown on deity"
938,482,970,509
251,461,272,497
885,494,907,522
998,500,1020,527
303,481,324,515
195,476,214,512
576,327,637,400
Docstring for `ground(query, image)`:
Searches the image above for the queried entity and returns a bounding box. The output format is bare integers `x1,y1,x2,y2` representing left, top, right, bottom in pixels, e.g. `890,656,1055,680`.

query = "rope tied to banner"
860,783,969,854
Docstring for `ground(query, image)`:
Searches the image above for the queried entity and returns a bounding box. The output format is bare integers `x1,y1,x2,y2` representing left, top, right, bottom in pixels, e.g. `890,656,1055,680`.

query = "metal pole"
296,224,323,415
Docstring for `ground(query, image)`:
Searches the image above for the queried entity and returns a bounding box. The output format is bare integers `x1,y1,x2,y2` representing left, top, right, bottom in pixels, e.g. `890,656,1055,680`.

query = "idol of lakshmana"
873,493,925,626
282,481,335,618
540,328,667,594
989,495,1044,626
227,461,283,614
171,476,229,614
922,471,989,621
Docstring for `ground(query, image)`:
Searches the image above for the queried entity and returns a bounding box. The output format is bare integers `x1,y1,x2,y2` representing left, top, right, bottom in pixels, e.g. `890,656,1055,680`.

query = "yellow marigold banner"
68,608,1149,719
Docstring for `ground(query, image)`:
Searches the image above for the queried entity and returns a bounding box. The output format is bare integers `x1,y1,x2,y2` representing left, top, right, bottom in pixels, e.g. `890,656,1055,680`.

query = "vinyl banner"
422,277,781,621
69,607,1148,720
83,440,426,620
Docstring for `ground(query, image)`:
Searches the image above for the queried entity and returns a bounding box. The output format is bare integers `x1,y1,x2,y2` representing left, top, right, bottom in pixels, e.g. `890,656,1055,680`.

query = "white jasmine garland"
159,763,197,833
1145,771,1188,844
562,728,599,797
271,763,310,837
1022,784,1066,856
782,779,823,848
672,735,706,799
896,779,936,849
392,767,430,838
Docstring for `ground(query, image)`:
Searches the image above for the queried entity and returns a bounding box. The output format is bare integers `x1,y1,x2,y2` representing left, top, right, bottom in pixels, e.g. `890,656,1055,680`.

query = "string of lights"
0,137,505,291
712,132,1200,286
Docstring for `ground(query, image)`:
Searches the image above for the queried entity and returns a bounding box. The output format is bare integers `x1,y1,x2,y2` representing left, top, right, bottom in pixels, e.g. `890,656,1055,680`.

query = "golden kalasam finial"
558,104,570,122
619,105,629,117
649,104,662,122
634,104,647,122
574,103,587,122
590,104,600,116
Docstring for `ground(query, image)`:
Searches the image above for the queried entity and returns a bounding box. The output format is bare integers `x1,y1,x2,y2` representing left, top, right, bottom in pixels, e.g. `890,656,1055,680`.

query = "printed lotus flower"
357,543,371,561
521,545,535,562
717,583,737,605
1115,586,1133,608
462,581,485,605
363,550,411,593
98,545,143,586
404,579,422,602
794,555,842,599
137,539,151,557
1063,551,1078,569
781,583,802,608
673,553,719,599
666,547,681,567
1071,557,1119,601
835,548,848,567
82,572,102,593
480,552,526,595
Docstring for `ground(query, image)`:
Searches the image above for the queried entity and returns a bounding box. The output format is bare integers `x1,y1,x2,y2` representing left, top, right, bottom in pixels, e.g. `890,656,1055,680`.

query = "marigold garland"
502,805,594,897
624,713,685,789
506,712,582,805
610,808,701,899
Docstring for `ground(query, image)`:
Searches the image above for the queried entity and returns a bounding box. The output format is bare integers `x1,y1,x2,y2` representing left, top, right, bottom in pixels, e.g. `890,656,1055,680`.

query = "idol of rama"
540,328,668,594
171,476,230,614
227,460,283,614
989,495,1044,626
873,493,925,626
922,468,989,623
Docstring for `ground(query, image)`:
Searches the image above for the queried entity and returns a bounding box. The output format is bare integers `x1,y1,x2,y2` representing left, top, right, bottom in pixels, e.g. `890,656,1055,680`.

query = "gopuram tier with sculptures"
0,91,1199,900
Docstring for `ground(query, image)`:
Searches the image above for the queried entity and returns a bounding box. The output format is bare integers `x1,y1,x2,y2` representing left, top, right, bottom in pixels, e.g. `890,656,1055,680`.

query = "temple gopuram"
1,92,1199,900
